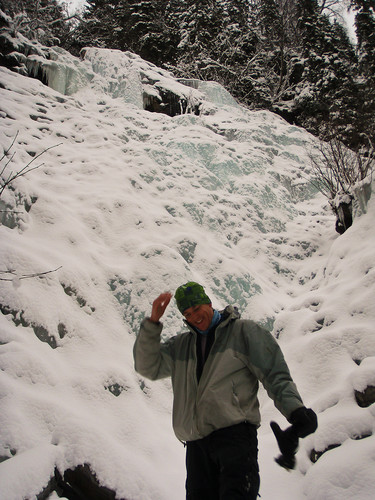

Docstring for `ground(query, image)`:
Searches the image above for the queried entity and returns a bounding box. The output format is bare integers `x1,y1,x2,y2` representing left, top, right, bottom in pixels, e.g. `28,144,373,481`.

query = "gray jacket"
133,305,304,442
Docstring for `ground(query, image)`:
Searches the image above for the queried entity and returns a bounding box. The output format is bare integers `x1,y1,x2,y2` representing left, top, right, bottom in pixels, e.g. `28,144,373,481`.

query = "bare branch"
308,134,374,204
0,266,62,282
1,131,19,160
0,134,62,197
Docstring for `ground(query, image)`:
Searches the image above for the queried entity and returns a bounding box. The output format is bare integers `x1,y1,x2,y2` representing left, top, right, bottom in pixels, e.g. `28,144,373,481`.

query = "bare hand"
150,292,172,323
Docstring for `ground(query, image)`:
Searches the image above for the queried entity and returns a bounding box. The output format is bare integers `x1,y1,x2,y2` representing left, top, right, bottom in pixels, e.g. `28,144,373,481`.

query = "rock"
355,385,375,408
310,443,341,463
37,464,125,500
143,85,201,117
335,200,353,234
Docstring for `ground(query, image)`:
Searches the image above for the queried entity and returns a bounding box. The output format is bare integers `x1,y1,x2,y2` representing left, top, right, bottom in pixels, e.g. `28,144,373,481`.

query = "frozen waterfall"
1,43,375,500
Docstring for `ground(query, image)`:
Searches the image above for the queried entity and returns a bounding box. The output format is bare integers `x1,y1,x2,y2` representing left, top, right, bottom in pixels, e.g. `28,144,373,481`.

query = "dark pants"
186,422,260,500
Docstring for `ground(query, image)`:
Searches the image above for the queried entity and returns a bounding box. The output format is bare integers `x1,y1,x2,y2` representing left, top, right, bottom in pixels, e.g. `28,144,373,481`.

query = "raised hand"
150,292,172,323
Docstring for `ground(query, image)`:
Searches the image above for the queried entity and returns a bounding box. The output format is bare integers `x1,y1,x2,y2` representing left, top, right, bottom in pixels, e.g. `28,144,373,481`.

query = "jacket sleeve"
133,318,174,380
244,322,304,421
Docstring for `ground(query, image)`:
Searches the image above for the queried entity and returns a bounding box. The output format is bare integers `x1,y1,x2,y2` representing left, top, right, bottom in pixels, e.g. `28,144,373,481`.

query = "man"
133,282,317,500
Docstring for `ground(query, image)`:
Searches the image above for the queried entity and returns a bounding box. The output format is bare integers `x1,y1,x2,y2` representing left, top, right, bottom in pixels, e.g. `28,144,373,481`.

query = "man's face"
183,303,214,331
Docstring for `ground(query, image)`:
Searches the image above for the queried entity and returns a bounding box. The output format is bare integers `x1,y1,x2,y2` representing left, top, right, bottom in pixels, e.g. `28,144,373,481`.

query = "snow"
1,45,374,500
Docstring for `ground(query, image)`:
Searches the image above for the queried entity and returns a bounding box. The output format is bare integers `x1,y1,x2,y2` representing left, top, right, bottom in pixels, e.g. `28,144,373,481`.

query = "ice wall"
0,46,329,332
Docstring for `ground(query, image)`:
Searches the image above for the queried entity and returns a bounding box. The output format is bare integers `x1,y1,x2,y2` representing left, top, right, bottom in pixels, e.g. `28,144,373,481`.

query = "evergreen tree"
350,0,375,144
171,0,226,64
72,0,124,52
164,0,260,107
0,0,72,46
254,0,293,108
352,0,375,75
73,0,176,65
120,0,175,65
291,0,360,146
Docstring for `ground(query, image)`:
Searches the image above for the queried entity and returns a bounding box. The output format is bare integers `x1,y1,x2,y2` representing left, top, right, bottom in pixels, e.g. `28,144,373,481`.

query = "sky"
0,39,374,500
60,0,87,16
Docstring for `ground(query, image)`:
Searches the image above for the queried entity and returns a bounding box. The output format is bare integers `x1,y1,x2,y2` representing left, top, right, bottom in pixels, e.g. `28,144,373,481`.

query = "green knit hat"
175,282,211,314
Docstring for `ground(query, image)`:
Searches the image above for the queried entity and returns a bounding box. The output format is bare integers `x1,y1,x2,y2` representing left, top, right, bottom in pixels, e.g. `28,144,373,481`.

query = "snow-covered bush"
308,136,374,232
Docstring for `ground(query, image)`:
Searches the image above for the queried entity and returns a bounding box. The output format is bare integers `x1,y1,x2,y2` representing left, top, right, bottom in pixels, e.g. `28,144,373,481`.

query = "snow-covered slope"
0,46,374,500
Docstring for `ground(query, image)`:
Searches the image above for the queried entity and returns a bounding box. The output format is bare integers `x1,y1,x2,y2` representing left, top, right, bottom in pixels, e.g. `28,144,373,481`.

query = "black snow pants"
185,422,260,500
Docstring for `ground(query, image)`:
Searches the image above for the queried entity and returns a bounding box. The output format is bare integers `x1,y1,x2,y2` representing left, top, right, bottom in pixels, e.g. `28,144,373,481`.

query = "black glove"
289,407,318,438
270,407,318,470
270,421,299,470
